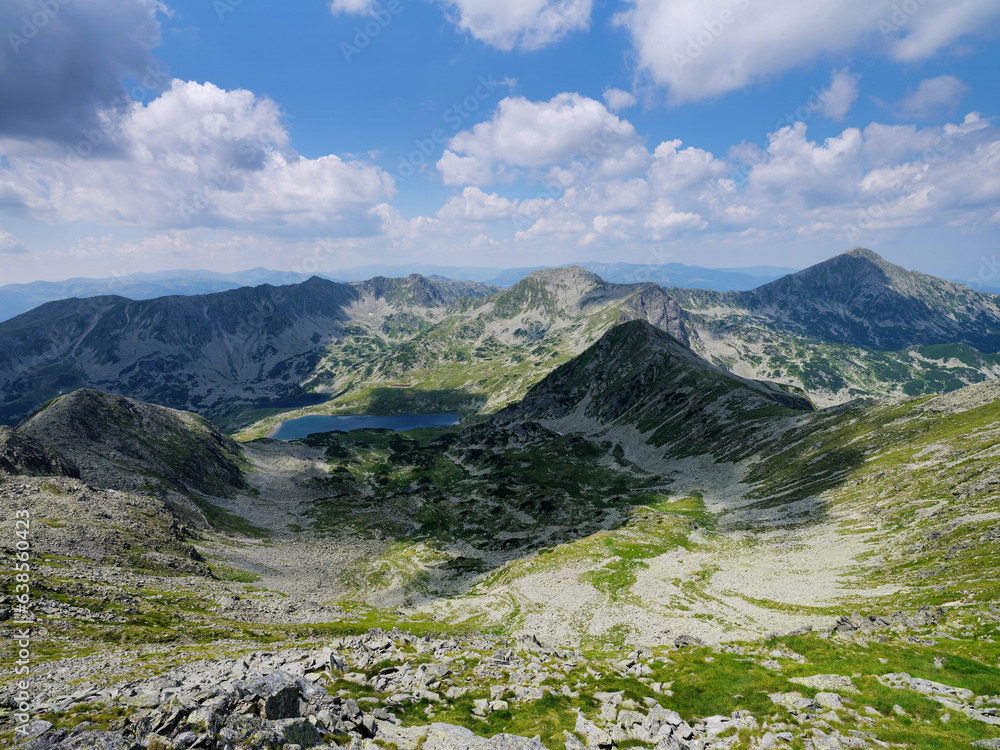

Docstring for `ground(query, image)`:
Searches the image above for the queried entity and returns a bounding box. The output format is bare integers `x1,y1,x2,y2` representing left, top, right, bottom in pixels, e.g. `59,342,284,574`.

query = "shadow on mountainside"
282,422,672,585
358,386,488,416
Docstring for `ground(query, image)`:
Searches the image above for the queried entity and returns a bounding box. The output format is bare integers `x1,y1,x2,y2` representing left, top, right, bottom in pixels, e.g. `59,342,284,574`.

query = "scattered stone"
673,635,704,648
4,623,991,750
273,717,323,747
574,714,613,750
788,675,859,693
768,692,820,713
815,693,845,710
878,673,974,701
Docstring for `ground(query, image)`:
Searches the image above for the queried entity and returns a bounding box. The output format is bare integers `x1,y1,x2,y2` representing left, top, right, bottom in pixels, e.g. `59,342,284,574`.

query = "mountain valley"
1,250,1000,750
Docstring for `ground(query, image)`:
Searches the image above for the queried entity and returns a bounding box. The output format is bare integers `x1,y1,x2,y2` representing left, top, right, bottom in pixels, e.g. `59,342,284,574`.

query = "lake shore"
265,412,461,441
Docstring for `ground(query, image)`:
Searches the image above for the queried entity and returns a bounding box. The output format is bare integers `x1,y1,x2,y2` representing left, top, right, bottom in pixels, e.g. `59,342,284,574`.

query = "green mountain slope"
494,320,811,457
172,323,1000,651
0,275,496,427
3,348,1000,750
19,388,247,500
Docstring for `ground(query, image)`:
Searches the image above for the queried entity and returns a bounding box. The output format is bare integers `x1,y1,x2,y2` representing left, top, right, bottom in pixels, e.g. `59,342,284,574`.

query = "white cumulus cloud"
817,69,861,121
425,99,1000,256
614,0,1000,103
0,81,395,233
437,187,519,222
437,93,647,186
0,228,26,254
644,205,707,239
329,0,378,14
896,75,969,119
438,0,592,50
603,88,637,112
886,0,1000,62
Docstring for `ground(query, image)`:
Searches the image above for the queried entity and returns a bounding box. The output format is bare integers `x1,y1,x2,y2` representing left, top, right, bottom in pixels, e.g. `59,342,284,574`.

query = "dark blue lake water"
269,413,460,440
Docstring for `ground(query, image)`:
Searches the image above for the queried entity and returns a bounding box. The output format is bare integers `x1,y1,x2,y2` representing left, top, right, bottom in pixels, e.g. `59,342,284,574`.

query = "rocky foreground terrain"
3,607,1000,750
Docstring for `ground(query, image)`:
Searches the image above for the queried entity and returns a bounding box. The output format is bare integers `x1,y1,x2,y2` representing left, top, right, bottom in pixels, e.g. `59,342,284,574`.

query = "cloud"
614,0,1000,103
424,98,1000,255
329,0,378,14
0,228,26,254
582,214,635,245
437,187,519,222
37,229,390,283
644,205,707,239
0,0,167,142
745,123,865,211
648,140,729,192
895,75,969,119
438,0,592,51
0,81,395,233
886,0,1000,62
437,93,648,185
698,114,999,237
817,69,861,121
603,88,637,112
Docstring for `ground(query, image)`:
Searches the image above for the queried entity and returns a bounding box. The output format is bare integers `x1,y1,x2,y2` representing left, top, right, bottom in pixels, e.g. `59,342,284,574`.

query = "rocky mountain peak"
520,265,606,289
18,388,246,498
742,247,1000,351
843,246,888,263
757,248,893,299
300,275,332,286
485,265,609,320
496,320,811,456
350,273,496,307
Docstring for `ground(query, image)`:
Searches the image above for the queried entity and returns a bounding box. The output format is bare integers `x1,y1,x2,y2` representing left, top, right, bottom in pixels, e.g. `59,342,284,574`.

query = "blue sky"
1,0,999,285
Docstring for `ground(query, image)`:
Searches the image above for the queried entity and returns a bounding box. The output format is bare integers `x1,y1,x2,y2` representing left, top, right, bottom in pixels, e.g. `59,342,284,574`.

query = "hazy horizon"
1,258,802,286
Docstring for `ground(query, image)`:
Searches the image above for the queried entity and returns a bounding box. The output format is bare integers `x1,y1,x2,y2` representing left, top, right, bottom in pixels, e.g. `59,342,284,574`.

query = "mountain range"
2,247,1000,431
0,261,795,323
0,274,497,426
0,267,317,323
325,260,798,290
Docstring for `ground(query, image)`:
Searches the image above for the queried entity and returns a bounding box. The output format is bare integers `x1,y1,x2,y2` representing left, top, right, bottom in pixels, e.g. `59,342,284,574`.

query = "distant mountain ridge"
673,247,1000,352
0,274,497,426
3,248,1000,430
0,261,796,323
0,267,316,323
327,260,797,290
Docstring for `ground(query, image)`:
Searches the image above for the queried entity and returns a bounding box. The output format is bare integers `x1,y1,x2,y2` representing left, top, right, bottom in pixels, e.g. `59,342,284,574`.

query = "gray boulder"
273,717,324,747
